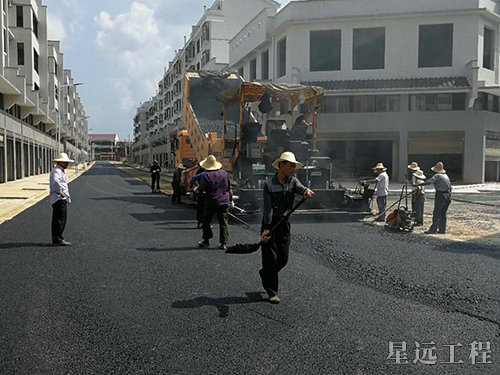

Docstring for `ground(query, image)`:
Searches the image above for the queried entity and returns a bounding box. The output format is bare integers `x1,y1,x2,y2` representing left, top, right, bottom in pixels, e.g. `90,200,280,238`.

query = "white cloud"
111,78,136,110
47,12,67,41
95,2,177,106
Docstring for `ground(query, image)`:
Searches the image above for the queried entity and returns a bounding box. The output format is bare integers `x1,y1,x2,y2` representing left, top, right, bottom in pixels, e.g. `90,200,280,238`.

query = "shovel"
225,197,308,254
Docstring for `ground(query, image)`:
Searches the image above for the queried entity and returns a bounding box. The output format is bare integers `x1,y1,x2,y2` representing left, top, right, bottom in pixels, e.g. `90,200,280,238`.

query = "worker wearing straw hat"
412,169,426,226
197,155,233,250
418,162,452,234
171,163,186,204
361,162,389,222
50,152,74,246
260,152,314,304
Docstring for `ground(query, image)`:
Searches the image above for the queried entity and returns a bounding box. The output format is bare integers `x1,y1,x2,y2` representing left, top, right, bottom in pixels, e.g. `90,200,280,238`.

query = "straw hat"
372,162,387,171
413,170,426,179
407,162,420,171
199,155,222,171
272,151,304,170
431,162,446,174
53,152,74,163
177,164,186,170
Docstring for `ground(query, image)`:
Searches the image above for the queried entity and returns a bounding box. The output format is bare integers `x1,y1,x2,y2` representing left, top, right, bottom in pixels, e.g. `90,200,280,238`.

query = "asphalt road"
0,161,498,375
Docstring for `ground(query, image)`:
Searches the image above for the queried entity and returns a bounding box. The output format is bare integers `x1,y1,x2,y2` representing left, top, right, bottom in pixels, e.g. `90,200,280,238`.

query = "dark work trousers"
412,193,425,225
151,174,160,192
51,200,68,244
429,191,451,233
259,219,291,297
376,196,387,221
202,204,229,244
196,194,205,225
171,183,182,203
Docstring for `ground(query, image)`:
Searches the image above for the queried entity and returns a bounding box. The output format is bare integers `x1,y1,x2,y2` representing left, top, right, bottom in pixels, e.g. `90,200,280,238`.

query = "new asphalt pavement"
0,161,498,374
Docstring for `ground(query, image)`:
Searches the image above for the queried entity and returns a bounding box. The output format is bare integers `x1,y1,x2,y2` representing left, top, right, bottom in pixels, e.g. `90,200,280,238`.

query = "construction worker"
171,164,186,204
260,152,314,304
50,153,74,246
361,163,389,222
408,162,425,226
197,155,233,250
149,160,161,193
419,162,452,234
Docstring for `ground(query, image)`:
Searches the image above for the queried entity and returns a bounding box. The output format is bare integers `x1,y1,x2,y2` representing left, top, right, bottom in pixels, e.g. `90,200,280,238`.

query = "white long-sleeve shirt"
49,165,71,205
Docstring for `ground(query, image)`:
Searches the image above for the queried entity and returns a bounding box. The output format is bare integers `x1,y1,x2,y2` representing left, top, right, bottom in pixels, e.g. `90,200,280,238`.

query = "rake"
225,197,308,254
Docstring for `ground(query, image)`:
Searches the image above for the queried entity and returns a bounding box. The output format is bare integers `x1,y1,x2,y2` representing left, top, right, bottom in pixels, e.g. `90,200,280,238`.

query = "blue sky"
43,0,293,140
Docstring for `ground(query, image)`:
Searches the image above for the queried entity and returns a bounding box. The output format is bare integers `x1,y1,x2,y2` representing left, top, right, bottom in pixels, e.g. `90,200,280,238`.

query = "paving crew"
171,163,186,204
361,163,389,222
260,152,314,304
197,155,233,250
49,152,74,246
411,169,426,226
150,160,161,193
408,162,425,226
190,161,206,229
418,162,452,234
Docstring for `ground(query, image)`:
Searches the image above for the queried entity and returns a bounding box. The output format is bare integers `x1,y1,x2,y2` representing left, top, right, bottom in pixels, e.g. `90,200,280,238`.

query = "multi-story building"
0,0,89,183
89,134,118,161
133,0,280,167
229,0,500,183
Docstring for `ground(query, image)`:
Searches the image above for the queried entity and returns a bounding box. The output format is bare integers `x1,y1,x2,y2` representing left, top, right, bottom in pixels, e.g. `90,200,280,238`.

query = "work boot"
197,240,210,248
268,295,280,304
219,243,227,251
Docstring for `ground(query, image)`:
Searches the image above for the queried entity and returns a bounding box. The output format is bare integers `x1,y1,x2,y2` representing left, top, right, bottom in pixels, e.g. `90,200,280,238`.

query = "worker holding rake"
259,152,314,304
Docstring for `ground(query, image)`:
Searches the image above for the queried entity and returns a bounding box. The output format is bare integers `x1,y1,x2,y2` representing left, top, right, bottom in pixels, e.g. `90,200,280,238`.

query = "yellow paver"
0,162,95,224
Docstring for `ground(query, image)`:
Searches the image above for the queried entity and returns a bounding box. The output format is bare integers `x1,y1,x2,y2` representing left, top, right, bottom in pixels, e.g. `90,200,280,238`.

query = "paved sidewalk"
0,162,94,224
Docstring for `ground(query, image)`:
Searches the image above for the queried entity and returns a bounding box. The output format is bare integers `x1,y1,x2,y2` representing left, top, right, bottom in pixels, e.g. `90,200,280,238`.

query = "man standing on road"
150,160,161,193
171,164,185,204
361,163,389,222
411,169,426,226
197,155,232,250
419,162,452,234
260,152,314,304
50,153,73,246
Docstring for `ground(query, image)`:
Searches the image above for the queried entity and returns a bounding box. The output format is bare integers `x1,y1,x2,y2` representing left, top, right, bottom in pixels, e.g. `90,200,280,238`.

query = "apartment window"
261,50,269,80
322,95,400,113
196,39,200,53
33,49,39,73
33,13,38,38
353,27,385,70
16,6,23,27
277,37,286,77
54,61,58,75
410,93,465,111
483,27,494,70
238,66,244,78
3,29,6,54
55,85,59,100
17,43,24,65
418,24,453,68
34,83,39,91
250,58,257,81
310,30,341,71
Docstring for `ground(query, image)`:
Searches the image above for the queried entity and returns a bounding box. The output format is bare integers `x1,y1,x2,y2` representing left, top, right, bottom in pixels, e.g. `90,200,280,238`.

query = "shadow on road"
0,242,54,249
136,246,209,252
172,292,265,318
432,234,500,260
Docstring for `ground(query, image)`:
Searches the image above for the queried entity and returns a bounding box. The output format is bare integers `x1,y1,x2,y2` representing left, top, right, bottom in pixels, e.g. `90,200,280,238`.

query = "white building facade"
0,0,88,183
133,0,280,167
229,0,500,182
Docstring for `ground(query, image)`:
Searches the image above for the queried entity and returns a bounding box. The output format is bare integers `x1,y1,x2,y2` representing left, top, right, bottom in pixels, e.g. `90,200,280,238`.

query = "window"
54,61,58,75
353,27,385,70
250,58,257,81
483,27,494,70
34,83,39,91
321,95,400,113
16,6,23,27
410,93,465,111
17,43,24,65
33,49,39,73
3,29,6,54
196,39,200,53
33,13,38,38
277,37,286,77
310,30,341,71
418,24,453,68
261,50,269,80
55,85,59,101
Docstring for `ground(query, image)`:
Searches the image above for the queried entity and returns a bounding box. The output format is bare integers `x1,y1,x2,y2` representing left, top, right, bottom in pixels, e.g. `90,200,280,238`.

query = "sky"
43,0,293,140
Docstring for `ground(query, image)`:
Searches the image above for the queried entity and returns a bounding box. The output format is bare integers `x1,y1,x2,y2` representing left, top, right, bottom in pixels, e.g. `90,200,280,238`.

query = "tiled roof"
302,77,470,91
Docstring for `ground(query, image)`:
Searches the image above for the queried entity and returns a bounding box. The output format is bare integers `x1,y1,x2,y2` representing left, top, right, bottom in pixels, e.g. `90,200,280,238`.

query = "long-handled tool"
227,211,251,228
226,197,308,254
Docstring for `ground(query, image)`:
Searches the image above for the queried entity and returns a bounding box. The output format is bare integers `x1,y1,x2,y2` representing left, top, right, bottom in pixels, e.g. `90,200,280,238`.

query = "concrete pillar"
464,129,485,183
397,129,408,182
20,139,25,178
12,134,17,180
